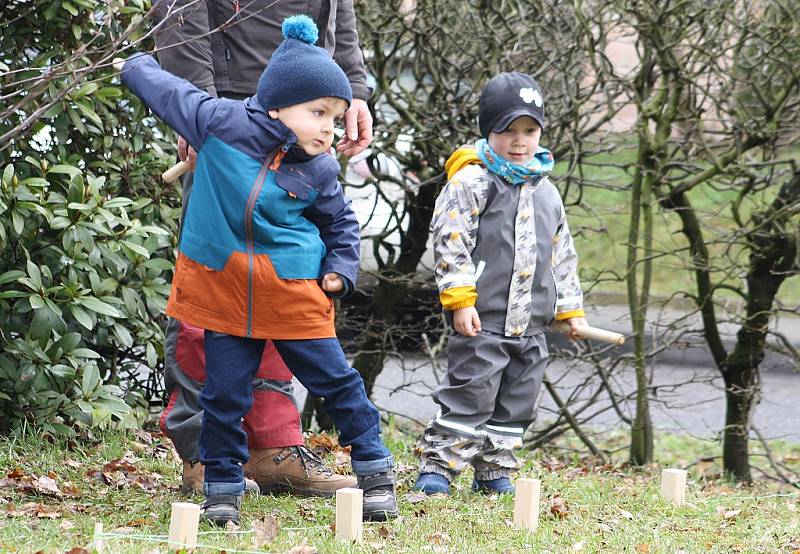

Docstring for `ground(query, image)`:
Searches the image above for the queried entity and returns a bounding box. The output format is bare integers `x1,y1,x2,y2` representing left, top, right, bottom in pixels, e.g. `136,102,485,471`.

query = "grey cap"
478,72,545,138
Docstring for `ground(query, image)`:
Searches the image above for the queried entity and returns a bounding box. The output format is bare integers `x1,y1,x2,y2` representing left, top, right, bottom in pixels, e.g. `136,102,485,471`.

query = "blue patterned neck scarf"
475,138,555,185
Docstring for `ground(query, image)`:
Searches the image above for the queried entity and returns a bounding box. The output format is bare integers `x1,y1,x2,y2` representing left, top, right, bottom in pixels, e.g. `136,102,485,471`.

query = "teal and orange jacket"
121,54,359,340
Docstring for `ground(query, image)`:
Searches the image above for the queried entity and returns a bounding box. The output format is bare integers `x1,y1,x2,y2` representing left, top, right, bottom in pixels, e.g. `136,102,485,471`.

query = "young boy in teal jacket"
119,16,397,524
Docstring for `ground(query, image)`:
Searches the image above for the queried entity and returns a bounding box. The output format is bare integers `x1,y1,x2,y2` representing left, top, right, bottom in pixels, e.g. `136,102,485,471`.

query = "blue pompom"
282,15,319,45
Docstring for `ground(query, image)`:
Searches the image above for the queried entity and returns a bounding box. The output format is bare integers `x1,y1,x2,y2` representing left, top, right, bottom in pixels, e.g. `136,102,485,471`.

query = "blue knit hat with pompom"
256,15,352,110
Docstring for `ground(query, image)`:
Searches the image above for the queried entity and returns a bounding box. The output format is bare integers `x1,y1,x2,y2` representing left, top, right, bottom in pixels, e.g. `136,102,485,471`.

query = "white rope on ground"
94,525,332,554
689,490,800,504
94,532,275,554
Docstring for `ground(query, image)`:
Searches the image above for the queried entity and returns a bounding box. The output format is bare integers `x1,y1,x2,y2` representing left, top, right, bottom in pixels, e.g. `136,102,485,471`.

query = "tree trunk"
627,129,655,466
719,171,799,481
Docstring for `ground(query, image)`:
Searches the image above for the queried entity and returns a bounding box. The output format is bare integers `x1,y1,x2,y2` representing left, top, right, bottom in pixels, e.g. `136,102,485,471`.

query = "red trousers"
159,320,303,461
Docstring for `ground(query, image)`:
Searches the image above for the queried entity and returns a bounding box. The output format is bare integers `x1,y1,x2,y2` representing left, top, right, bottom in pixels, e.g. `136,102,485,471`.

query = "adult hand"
336,98,373,158
453,306,481,337
320,273,344,293
563,316,588,340
177,135,197,170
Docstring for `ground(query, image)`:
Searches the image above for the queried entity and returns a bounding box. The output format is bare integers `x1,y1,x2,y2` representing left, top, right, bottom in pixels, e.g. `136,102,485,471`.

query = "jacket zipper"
243,146,288,337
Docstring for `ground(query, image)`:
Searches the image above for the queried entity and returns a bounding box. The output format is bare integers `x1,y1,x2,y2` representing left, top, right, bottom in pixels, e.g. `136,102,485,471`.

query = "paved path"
297,303,799,442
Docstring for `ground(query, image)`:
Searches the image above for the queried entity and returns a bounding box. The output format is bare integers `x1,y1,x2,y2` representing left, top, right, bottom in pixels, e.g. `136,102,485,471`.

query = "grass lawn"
0,426,798,553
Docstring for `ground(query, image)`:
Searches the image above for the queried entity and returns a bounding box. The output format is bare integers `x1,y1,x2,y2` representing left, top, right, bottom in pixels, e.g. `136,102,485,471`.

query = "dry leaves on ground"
548,495,570,518
252,514,280,547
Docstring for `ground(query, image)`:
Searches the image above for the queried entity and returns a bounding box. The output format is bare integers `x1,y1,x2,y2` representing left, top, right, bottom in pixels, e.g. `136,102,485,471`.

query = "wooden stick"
92,521,104,554
513,478,541,531
335,487,363,542
162,160,190,183
168,502,200,550
552,321,625,345
660,468,687,505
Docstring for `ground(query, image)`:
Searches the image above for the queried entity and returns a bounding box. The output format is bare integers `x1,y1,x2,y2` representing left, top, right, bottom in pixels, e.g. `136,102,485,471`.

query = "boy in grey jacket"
415,72,587,495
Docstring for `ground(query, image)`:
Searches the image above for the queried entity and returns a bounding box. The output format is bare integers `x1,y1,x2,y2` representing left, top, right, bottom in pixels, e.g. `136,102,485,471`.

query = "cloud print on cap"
519,87,543,107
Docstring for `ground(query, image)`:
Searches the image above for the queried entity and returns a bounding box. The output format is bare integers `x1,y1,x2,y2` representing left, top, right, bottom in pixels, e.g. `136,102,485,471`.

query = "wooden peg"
552,321,626,345
335,487,363,542
168,502,200,550
162,160,190,183
92,521,104,554
513,478,541,531
661,468,687,505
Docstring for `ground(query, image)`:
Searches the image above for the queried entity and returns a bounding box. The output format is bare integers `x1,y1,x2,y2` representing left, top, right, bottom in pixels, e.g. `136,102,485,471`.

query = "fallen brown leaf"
34,506,62,519
404,491,427,504
540,457,566,472
133,429,155,445
32,475,61,497
635,544,650,553
548,495,570,518
64,548,90,554
377,524,393,539
253,515,280,546
427,532,450,545
305,432,340,454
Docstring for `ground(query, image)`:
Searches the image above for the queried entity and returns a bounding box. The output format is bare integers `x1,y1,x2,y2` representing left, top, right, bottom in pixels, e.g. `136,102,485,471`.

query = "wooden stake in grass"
513,478,541,531
661,468,687,505
168,502,200,550
335,487,363,542
92,521,104,554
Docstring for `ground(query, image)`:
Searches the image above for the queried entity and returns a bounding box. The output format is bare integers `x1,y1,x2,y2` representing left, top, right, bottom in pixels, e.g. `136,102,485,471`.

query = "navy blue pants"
199,331,392,496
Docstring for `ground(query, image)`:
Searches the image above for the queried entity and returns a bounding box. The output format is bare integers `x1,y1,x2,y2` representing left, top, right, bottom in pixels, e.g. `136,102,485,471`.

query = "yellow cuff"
555,309,585,321
440,286,477,310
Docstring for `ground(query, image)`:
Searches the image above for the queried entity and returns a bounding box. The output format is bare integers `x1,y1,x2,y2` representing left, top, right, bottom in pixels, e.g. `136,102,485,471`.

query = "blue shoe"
472,477,515,494
414,472,450,495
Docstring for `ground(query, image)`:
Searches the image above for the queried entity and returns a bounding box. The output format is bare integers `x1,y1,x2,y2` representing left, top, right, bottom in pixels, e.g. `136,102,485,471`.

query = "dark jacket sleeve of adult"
332,0,370,100
152,0,218,96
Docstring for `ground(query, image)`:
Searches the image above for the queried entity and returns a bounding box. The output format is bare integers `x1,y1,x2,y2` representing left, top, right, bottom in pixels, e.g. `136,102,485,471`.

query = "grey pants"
418,330,548,481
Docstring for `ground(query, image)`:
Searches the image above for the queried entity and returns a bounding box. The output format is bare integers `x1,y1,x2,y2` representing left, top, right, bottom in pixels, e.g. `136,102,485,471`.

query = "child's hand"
453,307,481,337
563,316,588,340
177,136,197,170
321,273,344,293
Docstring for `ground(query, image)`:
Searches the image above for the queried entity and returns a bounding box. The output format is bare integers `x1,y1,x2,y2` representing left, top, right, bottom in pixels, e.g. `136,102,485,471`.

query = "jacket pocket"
269,277,333,322
274,169,313,200
173,254,227,315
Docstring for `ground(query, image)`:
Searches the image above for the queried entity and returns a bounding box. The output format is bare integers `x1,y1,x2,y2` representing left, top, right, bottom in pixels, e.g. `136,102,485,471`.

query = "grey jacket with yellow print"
431,161,584,337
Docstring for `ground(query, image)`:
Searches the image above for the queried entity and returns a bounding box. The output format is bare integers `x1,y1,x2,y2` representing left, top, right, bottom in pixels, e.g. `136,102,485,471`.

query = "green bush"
0,0,180,434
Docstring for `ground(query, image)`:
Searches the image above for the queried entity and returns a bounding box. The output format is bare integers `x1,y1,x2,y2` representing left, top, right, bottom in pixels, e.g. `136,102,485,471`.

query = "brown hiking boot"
244,445,357,497
181,461,259,495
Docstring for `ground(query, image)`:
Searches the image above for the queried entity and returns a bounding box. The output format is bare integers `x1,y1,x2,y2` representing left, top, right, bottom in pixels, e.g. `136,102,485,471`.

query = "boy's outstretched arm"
119,54,218,151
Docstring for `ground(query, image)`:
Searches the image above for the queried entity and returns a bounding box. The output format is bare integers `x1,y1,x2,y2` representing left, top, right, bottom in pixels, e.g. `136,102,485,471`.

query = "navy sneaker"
357,470,398,521
200,494,242,526
414,472,451,495
472,477,515,494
